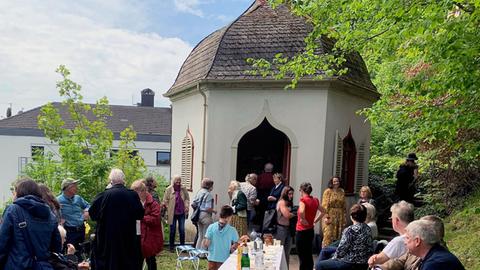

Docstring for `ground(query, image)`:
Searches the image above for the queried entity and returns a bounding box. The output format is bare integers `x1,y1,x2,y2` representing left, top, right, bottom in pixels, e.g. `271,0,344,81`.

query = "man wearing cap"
57,178,90,255
395,153,419,203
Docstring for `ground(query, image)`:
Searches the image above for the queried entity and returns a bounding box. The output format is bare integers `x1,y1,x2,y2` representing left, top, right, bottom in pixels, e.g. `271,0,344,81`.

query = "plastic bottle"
254,236,264,270
241,246,250,270
254,235,263,251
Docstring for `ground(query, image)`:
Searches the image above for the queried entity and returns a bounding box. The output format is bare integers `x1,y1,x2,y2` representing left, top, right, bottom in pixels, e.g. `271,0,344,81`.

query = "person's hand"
324,215,332,225
300,218,309,226
368,254,377,267
78,261,90,270
83,211,90,220
255,199,260,205
230,242,239,253
67,244,76,255
267,196,276,202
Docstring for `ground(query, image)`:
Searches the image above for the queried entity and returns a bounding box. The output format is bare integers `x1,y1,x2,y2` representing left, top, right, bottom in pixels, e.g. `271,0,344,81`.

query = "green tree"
254,0,479,163
114,126,146,186
24,65,145,200
249,1,480,215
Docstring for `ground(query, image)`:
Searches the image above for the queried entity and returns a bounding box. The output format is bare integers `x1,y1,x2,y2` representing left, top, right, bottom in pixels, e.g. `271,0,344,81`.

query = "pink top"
296,195,319,231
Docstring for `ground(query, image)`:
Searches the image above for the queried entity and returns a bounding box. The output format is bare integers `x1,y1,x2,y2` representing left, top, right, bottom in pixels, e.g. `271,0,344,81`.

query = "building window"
31,146,44,160
156,151,171,165
341,128,356,195
181,129,194,191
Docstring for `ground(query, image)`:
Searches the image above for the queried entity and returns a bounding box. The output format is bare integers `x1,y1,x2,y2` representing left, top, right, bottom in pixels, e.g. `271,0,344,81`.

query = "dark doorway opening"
342,128,356,195
236,118,291,183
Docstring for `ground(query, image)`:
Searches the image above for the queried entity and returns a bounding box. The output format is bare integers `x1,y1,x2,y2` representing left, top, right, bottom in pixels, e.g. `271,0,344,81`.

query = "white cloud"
0,0,192,118
174,0,205,17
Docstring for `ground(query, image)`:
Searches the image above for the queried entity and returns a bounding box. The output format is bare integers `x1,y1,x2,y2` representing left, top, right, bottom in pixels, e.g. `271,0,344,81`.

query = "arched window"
341,128,356,194
181,129,194,191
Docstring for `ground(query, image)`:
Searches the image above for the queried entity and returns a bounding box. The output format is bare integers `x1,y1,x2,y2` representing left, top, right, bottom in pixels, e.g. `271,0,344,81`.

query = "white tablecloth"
219,245,288,270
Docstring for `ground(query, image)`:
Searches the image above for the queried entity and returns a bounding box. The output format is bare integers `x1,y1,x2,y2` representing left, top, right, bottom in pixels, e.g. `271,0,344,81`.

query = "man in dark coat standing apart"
395,153,419,203
89,168,145,270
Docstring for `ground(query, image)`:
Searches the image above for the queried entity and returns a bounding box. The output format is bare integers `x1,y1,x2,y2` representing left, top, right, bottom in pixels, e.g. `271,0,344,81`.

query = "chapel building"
164,0,379,212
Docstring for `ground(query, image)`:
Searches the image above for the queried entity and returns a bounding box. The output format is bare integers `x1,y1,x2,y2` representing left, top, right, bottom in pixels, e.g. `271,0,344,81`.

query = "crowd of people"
0,155,466,270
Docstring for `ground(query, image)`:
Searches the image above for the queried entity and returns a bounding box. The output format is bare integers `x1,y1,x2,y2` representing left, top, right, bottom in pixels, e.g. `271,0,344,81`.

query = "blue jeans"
169,213,186,250
318,246,337,261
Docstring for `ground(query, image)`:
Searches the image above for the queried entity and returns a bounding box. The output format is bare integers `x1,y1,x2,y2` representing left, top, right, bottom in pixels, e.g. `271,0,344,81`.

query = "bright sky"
0,0,253,118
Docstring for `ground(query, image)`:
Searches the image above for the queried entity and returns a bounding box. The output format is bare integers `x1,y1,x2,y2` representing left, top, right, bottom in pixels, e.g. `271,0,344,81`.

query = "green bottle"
241,246,250,270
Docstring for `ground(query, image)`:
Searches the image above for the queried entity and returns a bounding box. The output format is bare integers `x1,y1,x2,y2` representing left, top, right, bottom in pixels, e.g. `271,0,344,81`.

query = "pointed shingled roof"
165,1,377,97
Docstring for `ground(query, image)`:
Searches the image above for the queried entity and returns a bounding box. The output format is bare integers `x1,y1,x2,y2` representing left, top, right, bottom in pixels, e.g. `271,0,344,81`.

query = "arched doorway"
342,128,356,194
236,118,291,182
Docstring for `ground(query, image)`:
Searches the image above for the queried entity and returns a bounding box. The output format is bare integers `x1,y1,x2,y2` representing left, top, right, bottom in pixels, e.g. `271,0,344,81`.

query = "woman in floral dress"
322,176,347,247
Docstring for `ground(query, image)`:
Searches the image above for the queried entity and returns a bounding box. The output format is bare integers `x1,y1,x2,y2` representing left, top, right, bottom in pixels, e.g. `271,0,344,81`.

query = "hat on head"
61,178,79,190
406,153,418,161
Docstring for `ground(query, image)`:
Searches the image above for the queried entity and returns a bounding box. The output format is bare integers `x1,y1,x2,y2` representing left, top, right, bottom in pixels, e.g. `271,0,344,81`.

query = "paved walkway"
289,254,318,269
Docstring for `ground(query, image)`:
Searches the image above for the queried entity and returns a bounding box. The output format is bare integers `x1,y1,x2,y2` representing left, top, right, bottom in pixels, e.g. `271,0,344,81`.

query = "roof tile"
165,2,376,96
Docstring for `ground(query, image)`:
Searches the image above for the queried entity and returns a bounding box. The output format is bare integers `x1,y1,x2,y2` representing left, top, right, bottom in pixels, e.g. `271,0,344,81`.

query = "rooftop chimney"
140,88,155,107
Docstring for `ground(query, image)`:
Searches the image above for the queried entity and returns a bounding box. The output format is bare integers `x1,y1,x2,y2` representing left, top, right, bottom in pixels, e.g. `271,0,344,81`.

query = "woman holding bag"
192,178,215,249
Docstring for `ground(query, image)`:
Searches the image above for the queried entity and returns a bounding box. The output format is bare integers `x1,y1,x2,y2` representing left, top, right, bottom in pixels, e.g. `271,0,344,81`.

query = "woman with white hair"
162,175,190,252
362,202,378,239
228,180,248,237
131,180,163,270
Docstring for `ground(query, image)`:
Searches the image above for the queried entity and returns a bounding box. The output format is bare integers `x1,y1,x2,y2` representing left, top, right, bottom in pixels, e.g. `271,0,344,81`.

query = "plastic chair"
175,245,199,270
190,248,209,259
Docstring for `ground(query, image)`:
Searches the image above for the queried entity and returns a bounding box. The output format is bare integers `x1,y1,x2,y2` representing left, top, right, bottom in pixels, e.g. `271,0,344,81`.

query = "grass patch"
156,250,208,270
444,189,480,270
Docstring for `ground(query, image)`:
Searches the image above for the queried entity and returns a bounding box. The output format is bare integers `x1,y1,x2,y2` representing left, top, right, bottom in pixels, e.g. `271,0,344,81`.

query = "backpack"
13,205,55,270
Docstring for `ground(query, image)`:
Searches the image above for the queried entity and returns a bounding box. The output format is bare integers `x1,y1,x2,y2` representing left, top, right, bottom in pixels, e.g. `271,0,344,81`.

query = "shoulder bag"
14,205,55,270
191,193,207,225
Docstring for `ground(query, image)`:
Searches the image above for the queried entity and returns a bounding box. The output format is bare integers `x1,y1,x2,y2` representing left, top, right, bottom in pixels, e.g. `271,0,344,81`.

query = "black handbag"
191,193,207,224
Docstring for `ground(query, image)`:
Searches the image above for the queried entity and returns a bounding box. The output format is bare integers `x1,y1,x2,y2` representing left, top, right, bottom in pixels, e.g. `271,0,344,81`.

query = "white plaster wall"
322,88,374,200
0,135,171,204
169,92,205,191
203,88,329,209
0,135,58,204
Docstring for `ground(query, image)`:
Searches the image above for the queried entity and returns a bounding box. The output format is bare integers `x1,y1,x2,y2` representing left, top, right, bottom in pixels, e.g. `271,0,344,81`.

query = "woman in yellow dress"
321,176,347,247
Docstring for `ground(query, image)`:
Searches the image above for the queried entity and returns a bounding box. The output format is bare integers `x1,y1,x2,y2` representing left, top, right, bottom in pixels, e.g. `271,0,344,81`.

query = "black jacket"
89,184,144,270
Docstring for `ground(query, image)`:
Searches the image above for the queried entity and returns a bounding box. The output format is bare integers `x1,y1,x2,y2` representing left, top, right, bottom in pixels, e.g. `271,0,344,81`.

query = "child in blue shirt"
203,205,239,270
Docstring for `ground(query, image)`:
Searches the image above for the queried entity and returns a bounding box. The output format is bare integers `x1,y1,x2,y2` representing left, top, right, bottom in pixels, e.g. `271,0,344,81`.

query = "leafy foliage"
261,0,480,163
24,65,145,201
114,126,146,187
253,1,480,215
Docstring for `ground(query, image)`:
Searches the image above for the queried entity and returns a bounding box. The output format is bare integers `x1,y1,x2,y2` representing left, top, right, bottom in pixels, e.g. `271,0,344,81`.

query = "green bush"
369,155,403,184
445,189,480,269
